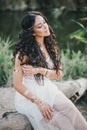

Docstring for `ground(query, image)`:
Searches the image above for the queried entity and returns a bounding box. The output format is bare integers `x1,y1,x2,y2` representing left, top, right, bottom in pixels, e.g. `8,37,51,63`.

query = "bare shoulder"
14,53,21,68
14,53,29,72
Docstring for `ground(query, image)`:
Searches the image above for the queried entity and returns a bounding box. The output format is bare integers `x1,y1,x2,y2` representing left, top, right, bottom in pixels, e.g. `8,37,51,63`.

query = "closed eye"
43,20,46,24
38,24,42,28
37,20,47,28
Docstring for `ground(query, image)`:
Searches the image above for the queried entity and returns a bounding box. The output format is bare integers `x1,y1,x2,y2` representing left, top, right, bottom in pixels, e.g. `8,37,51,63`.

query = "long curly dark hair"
14,11,61,84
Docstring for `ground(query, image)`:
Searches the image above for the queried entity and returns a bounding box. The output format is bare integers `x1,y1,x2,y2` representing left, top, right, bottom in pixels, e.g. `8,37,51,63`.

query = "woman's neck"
36,36,49,59
36,36,45,47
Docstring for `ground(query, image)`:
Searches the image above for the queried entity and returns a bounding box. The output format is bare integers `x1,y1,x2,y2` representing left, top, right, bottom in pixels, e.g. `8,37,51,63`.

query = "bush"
61,50,87,80
0,36,14,86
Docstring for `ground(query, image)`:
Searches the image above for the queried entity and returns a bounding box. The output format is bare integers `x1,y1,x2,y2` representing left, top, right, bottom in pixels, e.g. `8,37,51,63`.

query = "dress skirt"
15,76,87,130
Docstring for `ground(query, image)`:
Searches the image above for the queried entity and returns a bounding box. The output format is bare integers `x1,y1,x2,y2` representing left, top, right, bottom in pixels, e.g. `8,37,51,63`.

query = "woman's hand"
22,65,39,76
38,101,54,120
35,98,54,120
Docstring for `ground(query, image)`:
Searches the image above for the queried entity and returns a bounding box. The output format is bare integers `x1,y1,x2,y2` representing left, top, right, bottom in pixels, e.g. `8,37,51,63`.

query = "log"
53,78,87,102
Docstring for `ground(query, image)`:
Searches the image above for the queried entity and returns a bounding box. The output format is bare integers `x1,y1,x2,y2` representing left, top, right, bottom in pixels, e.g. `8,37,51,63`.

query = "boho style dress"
15,56,87,130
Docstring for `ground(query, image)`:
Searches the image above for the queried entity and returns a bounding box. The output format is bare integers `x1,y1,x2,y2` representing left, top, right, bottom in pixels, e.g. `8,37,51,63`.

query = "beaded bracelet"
33,68,39,73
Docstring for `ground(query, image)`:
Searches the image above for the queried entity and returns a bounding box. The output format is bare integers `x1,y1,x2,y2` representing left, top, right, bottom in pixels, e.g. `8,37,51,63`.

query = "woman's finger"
48,104,54,112
47,108,52,115
23,65,33,69
42,107,53,120
23,70,32,74
42,111,48,120
22,68,31,71
22,67,35,74
45,110,52,120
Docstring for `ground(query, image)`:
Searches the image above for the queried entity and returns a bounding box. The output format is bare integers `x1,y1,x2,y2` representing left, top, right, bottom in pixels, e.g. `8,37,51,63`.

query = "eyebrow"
34,20,45,27
35,23,42,26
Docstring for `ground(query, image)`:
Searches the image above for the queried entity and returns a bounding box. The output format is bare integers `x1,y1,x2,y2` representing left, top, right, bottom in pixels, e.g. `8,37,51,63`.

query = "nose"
44,23,48,30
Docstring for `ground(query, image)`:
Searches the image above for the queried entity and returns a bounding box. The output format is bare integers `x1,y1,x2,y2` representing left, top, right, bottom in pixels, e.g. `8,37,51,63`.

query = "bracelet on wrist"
31,96,45,109
24,89,30,96
31,95,43,105
24,90,43,104
33,68,39,74
24,90,37,103
43,69,47,75
45,69,51,77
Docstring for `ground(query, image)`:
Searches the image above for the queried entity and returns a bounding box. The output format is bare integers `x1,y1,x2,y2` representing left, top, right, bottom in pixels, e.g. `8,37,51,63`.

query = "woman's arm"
13,55,53,120
38,66,62,80
22,65,62,80
13,54,37,102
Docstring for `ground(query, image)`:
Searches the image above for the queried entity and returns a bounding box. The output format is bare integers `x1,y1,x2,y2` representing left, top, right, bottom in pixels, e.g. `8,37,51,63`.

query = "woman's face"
33,15,50,37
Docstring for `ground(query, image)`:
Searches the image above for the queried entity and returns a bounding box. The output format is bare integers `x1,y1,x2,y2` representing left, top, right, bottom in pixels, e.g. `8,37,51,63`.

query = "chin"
44,32,50,36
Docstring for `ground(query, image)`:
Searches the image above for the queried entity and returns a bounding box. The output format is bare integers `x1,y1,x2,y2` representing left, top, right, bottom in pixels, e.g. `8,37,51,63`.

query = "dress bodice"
46,56,54,69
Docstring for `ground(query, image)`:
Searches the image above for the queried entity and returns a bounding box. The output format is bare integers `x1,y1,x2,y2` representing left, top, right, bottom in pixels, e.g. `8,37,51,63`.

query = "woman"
13,11,87,130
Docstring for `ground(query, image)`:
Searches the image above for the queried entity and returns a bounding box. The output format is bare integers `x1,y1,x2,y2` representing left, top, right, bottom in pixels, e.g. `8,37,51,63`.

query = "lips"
45,29,50,33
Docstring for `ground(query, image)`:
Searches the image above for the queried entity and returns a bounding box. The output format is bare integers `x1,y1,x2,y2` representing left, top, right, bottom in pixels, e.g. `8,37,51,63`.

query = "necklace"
40,47,45,51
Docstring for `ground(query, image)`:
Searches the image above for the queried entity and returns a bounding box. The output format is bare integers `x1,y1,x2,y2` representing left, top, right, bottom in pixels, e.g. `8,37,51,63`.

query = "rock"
53,78,87,102
0,111,33,130
0,78,87,129
0,87,15,118
76,105,87,121
0,78,87,118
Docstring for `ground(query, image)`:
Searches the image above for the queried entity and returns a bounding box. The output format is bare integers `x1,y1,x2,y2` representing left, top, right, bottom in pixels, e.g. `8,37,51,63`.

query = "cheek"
34,29,44,36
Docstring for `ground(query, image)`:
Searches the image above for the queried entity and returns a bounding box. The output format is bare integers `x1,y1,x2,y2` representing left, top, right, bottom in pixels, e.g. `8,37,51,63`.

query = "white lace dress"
15,56,87,130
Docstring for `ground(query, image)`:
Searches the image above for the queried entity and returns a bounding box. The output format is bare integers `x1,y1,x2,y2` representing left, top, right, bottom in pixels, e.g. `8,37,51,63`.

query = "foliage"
69,18,87,44
61,50,87,80
0,36,14,86
56,18,87,80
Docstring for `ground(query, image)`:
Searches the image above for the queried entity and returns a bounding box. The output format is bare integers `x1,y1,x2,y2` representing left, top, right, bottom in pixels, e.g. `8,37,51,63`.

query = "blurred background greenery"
0,0,87,86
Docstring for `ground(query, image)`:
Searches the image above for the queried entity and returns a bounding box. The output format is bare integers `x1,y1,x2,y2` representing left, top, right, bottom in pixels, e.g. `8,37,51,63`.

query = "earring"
33,33,35,36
